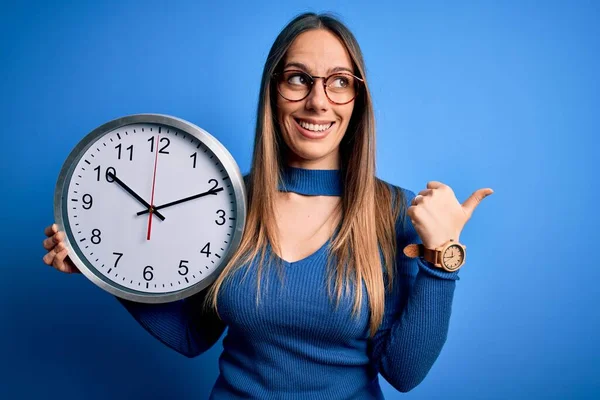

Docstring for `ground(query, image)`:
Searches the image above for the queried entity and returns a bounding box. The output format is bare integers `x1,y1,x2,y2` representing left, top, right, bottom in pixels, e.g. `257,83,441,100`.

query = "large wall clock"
54,114,246,303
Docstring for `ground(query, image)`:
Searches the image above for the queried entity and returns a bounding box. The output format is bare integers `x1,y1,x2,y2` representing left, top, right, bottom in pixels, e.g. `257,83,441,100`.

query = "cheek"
336,105,355,132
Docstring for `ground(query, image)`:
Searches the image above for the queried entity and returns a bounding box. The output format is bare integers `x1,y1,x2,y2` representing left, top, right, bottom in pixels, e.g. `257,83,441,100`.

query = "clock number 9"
215,210,226,225
143,266,154,281
94,166,116,182
82,194,93,210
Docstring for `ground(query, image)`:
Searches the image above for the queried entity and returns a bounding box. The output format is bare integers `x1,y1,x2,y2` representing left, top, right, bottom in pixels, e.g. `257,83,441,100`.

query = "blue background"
1,0,598,399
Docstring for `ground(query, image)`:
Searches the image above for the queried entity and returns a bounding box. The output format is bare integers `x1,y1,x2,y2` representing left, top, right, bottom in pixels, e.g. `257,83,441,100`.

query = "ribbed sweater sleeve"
116,289,227,358
368,188,460,392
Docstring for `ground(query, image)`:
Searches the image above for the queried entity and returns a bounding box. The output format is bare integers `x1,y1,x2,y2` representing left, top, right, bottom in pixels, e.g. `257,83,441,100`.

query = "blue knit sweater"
117,167,460,399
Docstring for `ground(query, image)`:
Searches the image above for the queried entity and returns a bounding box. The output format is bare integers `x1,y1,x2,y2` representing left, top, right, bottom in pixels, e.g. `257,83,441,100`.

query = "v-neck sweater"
117,167,461,399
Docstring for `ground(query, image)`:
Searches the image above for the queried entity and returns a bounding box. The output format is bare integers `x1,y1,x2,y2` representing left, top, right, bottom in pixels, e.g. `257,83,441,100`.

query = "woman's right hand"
42,223,81,274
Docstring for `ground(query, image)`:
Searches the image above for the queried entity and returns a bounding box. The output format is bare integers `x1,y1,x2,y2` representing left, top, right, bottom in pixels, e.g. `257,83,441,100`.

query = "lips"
293,118,335,139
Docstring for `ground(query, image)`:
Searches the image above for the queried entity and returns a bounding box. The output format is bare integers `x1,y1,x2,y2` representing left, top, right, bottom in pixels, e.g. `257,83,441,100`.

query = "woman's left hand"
407,181,493,249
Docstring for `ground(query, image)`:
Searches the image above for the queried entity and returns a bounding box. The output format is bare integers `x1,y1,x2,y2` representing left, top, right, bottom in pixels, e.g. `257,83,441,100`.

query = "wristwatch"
403,239,467,272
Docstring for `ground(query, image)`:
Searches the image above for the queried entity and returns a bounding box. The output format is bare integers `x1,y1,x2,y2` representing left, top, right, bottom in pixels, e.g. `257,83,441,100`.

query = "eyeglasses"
272,69,364,105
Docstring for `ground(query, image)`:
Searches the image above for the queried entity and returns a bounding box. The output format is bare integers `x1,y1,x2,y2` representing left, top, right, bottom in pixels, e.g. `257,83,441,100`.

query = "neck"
284,151,340,170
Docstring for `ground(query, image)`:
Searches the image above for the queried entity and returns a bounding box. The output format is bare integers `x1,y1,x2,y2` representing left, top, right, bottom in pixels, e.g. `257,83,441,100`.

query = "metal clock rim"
54,113,247,304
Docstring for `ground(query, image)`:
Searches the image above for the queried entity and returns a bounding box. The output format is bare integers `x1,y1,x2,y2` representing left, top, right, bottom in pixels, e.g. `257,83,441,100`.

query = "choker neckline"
278,166,342,196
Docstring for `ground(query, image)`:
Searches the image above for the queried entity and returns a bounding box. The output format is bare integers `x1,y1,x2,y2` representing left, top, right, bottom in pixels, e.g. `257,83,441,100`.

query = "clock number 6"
215,210,226,225
143,266,154,281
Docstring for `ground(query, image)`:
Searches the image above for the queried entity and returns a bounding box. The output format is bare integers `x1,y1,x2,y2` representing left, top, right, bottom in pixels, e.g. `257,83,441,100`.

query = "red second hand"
147,134,160,240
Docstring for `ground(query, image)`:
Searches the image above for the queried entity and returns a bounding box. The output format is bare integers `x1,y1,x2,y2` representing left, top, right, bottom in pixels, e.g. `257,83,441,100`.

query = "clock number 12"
148,136,170,154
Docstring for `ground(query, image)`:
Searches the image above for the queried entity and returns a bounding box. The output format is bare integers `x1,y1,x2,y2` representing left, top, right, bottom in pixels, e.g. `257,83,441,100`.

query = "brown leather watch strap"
403,243,422,258
403,244,439,266
422,247,438,265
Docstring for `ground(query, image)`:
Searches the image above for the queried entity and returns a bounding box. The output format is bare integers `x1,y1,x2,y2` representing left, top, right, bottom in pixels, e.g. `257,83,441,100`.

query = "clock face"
442,244,465,271
55,115,246,303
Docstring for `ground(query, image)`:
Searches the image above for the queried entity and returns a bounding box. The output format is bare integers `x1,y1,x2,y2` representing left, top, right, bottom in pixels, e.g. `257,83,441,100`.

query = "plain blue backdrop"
1,0,598,399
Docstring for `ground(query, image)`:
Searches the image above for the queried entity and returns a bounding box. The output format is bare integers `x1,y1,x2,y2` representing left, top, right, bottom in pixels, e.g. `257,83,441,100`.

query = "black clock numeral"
91,229,101,244
105,167,116,182
82,194,93,210
178,260,189,276
94,166,116,182
190,152,197,168
143,266,154,281
215,209,226,225
159,137,170,154
115,144,133,161
148,136,170,154
113,252,123,268
201,242,211,257
208,179,219,191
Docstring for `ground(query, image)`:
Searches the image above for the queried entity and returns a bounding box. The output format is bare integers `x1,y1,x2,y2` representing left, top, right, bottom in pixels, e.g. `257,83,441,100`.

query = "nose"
305,80,329,112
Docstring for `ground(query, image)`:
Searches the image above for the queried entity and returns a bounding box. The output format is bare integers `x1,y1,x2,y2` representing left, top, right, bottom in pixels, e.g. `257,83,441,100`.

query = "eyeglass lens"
277,70,358,104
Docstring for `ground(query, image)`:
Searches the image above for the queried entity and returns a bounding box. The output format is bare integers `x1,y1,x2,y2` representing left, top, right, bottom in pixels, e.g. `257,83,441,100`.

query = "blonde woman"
42,12,493,399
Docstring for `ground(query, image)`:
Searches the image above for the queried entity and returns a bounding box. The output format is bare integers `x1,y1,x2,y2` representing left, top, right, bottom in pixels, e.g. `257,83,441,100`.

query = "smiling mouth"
294,118,334,132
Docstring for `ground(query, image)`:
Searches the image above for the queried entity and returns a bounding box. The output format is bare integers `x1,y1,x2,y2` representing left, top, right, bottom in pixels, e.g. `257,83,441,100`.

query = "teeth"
298,120,333,132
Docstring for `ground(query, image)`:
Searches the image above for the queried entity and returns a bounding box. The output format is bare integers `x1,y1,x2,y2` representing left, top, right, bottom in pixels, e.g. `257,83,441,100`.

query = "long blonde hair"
205,12,406,338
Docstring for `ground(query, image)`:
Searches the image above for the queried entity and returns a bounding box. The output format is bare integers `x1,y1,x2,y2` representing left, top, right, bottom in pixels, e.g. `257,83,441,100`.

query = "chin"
286,143,339,166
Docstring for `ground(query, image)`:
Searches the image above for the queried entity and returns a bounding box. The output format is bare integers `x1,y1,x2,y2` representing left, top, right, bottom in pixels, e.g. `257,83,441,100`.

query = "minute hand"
136,188,224,216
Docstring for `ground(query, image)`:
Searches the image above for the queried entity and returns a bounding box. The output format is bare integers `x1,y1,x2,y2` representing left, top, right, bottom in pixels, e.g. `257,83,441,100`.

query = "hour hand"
107,172,166,221
136,187,223,216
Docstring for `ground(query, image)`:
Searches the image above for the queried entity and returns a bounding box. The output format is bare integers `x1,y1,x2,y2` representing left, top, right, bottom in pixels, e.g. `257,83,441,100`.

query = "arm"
117,288,227,358
368,189,460,392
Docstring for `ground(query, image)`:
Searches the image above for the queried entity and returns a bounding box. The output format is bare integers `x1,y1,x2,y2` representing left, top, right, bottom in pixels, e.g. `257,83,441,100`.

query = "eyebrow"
283,61,354,75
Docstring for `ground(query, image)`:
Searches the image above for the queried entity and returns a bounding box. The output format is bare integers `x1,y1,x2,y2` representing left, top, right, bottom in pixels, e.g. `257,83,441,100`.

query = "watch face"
442,244,465,271
54,114,246,303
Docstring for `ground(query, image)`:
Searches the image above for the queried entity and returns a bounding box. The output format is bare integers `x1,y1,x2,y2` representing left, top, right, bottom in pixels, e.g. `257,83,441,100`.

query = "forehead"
284,29,353,73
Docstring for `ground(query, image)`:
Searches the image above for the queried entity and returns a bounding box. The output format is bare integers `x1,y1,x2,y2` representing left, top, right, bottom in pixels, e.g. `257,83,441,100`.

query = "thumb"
461,188,494,219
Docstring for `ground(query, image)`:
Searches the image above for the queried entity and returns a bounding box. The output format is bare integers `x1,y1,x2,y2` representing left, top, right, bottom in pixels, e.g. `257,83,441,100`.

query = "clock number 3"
215,210,226,225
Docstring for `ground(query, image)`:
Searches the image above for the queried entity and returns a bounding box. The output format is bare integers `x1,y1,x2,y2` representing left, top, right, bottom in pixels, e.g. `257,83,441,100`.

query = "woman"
42,12,492,399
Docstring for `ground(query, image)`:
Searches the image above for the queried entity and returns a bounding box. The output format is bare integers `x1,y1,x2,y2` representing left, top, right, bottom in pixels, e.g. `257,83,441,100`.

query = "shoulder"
375,178,419,244
375,177,417,210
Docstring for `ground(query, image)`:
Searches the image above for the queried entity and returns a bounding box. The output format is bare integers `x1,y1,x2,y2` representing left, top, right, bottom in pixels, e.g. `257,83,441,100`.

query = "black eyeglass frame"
272,69,365,105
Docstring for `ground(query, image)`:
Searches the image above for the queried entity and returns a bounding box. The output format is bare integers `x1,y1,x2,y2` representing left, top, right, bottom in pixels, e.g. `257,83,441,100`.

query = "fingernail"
52,224,57,233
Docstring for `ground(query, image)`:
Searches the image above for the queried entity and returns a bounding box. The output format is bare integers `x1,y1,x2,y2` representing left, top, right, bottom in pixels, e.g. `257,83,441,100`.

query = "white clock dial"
55,115,246,303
